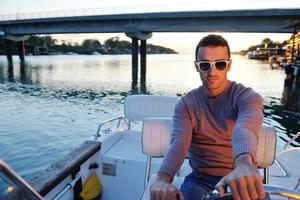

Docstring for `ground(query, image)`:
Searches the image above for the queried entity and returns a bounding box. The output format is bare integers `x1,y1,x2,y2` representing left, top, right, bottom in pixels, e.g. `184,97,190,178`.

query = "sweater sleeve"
158,97,193,178
232,90,264,163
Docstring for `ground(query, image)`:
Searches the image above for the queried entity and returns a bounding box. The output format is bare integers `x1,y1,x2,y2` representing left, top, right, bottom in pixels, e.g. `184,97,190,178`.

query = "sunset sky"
1,0,299,53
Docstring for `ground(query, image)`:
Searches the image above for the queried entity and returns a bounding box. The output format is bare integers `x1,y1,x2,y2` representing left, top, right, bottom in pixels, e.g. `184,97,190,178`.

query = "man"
150,34,265,200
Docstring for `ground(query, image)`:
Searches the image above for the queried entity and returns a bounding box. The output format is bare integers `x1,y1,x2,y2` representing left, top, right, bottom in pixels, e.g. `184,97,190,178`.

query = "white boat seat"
142,118,173,157
141,118,277,200
124,95,179,122
256,126,277,168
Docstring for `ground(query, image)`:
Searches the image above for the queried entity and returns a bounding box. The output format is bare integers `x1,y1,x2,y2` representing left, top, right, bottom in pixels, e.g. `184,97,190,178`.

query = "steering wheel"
201,185,300,200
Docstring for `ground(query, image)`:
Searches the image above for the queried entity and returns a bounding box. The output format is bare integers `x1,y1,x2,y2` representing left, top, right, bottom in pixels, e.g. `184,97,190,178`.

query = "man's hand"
150,172,184,200
215,154,265,200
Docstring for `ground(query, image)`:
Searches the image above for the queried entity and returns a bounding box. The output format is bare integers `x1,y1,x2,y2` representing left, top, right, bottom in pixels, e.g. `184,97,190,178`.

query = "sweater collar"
200,80,233,102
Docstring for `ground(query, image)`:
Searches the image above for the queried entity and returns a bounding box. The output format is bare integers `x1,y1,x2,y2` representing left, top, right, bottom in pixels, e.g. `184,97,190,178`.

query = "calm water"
0,54,299,193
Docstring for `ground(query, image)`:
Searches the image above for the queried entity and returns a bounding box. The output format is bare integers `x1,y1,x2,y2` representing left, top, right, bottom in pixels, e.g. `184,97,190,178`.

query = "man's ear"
227,59,232,71
194,61,200,72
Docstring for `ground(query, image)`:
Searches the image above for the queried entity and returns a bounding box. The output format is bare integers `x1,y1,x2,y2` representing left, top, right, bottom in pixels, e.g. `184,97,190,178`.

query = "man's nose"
208,64,217,75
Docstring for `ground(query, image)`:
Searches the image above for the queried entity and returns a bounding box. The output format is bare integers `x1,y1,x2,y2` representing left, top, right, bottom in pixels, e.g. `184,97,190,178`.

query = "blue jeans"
180,170,222,200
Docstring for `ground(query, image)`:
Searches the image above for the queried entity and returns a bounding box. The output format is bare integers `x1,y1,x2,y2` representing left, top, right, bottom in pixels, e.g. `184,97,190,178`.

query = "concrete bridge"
1,9,300,34
1,8,300,82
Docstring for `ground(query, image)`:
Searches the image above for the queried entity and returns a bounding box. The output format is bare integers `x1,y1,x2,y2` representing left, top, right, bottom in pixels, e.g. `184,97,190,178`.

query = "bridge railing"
0,5,189,21
0,1,299,21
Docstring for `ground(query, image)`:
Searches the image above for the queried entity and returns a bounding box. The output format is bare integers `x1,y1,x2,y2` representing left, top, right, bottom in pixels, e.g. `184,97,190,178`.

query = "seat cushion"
256,126,277,168
142,118,172,157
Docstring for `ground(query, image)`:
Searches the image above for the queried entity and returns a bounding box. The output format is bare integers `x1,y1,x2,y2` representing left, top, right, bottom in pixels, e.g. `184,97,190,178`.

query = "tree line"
0,35,178,55
237,38,286,55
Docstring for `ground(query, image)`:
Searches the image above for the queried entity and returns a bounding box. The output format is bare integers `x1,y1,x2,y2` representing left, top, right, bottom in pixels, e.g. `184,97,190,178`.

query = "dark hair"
195,34,230,61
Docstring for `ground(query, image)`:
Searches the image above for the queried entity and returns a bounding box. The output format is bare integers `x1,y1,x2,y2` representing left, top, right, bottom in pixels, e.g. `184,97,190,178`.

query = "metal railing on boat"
0,160,44,200
52,173,81,200
0,159,84,200
94,115,129,139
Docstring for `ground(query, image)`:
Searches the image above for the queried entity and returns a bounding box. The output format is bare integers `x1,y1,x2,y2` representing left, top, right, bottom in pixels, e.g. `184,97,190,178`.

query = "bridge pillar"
4,39,13,63
140,40,147,83
4,35,29,62
17,41,25,62
131,37,139,84
126,32,152,85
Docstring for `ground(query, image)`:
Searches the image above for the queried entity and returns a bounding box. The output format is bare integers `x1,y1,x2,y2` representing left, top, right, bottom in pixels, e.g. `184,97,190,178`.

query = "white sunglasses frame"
194,59,231,72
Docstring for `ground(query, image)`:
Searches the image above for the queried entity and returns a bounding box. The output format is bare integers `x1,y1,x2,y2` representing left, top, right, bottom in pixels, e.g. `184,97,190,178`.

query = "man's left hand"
215,153,265,200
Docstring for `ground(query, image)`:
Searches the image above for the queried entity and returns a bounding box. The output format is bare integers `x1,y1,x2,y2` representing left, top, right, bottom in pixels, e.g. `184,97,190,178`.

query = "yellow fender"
80,173,102,200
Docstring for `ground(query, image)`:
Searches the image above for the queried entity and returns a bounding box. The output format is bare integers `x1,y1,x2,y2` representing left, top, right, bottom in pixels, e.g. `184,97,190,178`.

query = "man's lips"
206,76,219,81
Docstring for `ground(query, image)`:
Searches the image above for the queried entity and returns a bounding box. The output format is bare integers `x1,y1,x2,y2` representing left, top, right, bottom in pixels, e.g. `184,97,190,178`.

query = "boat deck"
100,130,191,200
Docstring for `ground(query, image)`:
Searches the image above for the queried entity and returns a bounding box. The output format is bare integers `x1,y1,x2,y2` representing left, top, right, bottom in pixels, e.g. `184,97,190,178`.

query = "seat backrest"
256,126,277,167
142,118,277,168
142,118,173,157
124,95,179,122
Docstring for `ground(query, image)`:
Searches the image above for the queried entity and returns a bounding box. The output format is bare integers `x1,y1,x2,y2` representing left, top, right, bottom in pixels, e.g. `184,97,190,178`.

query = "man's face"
196,46,231,96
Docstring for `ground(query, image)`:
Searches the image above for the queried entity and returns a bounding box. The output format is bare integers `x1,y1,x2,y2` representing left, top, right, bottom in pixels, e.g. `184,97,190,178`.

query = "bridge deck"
0,9,300,35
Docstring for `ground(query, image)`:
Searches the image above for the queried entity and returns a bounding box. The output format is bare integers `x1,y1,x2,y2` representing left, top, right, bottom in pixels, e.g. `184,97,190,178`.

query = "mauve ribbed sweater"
159,81,264,178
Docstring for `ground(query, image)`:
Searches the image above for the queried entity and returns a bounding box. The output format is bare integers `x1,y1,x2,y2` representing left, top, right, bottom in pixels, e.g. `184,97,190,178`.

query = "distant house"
25,44,48,55
284,32,300,63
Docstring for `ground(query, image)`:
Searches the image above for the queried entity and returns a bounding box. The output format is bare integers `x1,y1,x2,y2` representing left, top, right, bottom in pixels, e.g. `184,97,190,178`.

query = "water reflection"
0,61,150,100
282,80,300,111
280,80,300,145
0,56,299,140
131,79,149,95
0,62,34,84
7,63,14,83
264,80,300,146
20,62,32,84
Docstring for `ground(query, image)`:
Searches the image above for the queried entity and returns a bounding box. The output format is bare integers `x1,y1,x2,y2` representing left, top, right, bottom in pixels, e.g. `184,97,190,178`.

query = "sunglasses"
194,60,231,72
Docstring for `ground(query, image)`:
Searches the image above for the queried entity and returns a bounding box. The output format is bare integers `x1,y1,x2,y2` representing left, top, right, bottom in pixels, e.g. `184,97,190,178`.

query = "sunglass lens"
199,62,211,71
215,61,227,71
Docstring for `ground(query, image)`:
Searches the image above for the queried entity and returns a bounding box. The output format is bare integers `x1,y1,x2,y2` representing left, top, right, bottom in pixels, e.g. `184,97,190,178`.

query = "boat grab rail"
203,185,300,200
272,159,288,177
284,132,300,150
52,173,81,200
0,160,44,200
95,116,129,139
269,131,300,178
